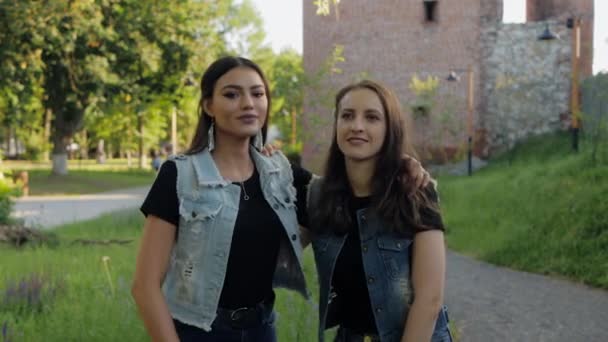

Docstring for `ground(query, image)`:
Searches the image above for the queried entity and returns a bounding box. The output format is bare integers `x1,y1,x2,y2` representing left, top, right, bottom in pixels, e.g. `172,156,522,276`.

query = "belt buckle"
229,307,250,322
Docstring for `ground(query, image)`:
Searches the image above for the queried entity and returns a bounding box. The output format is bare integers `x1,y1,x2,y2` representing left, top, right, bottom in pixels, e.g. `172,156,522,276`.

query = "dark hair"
311,80,438,235
186,56,271,154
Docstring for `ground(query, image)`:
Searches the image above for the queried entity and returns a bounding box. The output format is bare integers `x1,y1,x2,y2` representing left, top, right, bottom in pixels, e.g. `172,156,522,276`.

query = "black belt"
215,297,273,329
336,326,381,342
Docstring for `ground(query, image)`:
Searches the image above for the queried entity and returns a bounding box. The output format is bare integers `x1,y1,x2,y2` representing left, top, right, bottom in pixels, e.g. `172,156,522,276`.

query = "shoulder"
422,183,440,203
267,150,291,169
157,160,177,178
306,175,324,205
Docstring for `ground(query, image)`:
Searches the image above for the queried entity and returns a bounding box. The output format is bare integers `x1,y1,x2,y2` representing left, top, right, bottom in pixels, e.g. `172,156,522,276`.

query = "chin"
343,153,373,162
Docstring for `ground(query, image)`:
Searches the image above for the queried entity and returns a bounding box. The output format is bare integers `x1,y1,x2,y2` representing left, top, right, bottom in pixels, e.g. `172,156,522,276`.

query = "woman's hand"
403,155,434,190
260,142,281,157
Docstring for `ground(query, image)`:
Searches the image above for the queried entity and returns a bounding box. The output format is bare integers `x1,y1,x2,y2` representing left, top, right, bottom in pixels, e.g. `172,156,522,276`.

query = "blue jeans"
173,311,277,342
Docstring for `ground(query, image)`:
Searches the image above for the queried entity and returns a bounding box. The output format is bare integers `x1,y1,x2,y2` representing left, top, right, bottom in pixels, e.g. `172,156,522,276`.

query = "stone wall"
480,21,571,155
526,0,594,77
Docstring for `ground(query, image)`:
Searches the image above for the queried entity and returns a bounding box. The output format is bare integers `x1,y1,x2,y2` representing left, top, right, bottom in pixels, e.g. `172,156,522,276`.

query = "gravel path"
12,186,149,229
445,251,608,341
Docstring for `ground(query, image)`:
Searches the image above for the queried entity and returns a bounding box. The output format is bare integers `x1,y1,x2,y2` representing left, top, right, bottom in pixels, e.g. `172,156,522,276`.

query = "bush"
0,176,20,225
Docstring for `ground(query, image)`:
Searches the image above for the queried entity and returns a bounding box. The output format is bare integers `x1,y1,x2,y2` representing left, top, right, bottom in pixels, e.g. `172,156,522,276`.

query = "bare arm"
401,230,446,342
131,215,180,342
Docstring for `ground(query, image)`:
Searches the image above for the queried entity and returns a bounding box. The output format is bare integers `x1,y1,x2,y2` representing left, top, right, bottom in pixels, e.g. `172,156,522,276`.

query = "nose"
241,93,254,109
350,116,364,132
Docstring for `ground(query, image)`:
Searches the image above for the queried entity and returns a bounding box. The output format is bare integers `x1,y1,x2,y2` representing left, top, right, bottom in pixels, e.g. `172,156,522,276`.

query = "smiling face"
336,87,387,163
204,66,268,142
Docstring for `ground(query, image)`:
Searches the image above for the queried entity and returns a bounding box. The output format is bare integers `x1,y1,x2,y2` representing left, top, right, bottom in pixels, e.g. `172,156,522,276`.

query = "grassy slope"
439,132,608,288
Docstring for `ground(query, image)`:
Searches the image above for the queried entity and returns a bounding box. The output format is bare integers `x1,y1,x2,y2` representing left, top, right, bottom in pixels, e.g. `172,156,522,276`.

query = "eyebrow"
220,84,264,91
340,108,382,114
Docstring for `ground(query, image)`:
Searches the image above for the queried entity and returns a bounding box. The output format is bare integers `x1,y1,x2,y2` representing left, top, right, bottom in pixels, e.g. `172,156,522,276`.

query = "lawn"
1,160,156,196
25,169,155,196
0,210,319,342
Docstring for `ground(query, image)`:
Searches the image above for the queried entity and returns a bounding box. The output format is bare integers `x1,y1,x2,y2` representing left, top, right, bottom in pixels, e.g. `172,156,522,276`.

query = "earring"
252,130,263,151
207,119,215,152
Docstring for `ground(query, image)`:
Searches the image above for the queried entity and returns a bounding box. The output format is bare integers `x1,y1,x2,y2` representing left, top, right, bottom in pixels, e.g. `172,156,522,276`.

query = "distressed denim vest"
308,179,451,342
161,147,309,331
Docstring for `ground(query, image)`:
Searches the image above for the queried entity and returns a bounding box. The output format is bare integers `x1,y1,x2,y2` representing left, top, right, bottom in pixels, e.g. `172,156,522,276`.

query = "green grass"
1,158,143,171
0,210,319,341
25,169,155,196
439,132,608,288
1,159,156,196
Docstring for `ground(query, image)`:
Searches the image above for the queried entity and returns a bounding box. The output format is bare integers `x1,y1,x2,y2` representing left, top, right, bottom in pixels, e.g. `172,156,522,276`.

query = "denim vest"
308,179,451,342
161,147,309,331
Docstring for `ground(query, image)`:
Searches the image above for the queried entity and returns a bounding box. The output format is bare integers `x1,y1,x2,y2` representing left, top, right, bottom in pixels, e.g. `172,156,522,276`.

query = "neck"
211,131,253,181
344,157,376,197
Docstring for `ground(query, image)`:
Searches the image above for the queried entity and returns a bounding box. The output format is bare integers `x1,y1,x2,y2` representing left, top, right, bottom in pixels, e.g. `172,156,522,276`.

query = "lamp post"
570,18,581,152
538,19,581,152
446,66,474,176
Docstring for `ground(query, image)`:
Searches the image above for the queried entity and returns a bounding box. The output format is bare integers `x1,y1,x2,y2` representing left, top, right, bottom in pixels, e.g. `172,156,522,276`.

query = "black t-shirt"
140,160,312,309
331,188,445,334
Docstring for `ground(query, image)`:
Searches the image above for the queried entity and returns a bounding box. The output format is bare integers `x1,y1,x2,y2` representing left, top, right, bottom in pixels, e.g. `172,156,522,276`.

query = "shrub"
0,177,19,225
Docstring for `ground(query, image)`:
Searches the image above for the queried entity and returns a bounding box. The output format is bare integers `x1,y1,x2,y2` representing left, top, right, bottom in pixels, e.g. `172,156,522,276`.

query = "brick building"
301,0,594,171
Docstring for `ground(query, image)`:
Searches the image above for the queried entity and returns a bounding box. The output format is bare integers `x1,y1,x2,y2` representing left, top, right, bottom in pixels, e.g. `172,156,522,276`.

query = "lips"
237,113,258,124
347,137,368,144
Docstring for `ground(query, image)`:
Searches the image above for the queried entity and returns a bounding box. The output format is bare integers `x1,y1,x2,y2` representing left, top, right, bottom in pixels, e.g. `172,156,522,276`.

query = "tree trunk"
43,108,52,162
96,139,106,164
127,150,132,167
138,114,146,169
171,107,177,155
51,134,69,175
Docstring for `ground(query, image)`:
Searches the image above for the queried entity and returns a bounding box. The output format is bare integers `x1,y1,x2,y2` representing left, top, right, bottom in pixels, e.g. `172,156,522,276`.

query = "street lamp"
446,66,474,176
538,23,560,41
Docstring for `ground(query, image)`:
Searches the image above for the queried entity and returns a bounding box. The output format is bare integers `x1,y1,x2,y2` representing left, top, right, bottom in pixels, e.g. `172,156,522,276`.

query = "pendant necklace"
239,181,250,200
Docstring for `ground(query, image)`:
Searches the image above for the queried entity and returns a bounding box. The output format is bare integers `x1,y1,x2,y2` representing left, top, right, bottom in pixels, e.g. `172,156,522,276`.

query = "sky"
251,0,608,74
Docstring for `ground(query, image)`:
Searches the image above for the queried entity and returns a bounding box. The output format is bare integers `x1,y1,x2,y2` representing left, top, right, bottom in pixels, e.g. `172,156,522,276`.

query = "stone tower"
527,0,594,77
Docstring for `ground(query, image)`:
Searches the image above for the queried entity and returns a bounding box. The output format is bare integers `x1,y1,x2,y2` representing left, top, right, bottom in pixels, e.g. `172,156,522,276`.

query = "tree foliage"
0,0,267,172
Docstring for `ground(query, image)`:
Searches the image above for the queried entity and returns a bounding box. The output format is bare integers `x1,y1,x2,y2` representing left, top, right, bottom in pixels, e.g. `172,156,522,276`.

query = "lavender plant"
1,272,65,316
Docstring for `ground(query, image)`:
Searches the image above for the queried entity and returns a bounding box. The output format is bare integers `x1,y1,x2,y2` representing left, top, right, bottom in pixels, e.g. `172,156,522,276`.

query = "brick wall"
302,0,502,171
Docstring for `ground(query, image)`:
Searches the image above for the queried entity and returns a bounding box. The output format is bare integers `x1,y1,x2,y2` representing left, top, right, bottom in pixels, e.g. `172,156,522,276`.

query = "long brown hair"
186,56,271,154
311,80,438,235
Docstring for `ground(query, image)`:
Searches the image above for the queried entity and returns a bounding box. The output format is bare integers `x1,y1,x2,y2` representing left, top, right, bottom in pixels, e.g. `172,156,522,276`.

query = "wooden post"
571,18,581,152
291,107,297,146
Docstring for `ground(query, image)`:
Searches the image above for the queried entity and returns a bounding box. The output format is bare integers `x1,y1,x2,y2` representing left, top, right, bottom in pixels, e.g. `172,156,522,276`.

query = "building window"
424,0,438,22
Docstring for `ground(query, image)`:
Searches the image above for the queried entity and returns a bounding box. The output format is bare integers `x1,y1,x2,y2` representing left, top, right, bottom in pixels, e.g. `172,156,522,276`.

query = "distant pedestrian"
150,149,162,172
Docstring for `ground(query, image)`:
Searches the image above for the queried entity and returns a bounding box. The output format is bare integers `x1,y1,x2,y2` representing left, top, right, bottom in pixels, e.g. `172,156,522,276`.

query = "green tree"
0,0,264,173
266,49,304,150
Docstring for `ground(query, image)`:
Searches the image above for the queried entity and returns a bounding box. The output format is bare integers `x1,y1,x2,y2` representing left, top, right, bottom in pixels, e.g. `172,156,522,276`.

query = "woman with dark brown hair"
131,53,432,341
307,80,452,342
